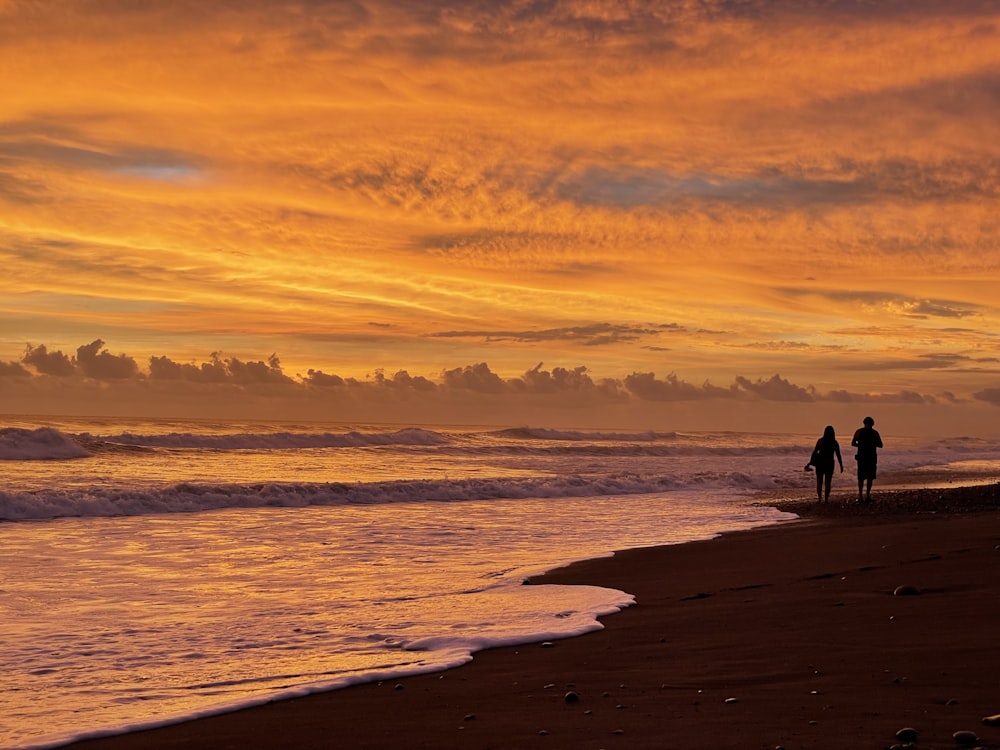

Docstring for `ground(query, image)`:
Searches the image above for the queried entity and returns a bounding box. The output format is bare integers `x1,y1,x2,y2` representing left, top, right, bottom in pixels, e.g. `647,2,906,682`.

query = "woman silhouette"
808,425,844,503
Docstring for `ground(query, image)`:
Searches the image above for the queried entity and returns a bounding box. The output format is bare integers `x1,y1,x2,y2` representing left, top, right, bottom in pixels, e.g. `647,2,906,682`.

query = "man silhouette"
851,416,883,503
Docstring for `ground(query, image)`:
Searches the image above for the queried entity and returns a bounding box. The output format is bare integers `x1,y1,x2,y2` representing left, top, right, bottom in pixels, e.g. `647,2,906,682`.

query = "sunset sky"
3,1,1000,435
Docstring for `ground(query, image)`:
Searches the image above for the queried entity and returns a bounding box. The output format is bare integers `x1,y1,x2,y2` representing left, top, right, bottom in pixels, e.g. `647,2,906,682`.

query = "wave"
493,427,676,441
0,427,91,461
930,436,999,452
77,427,449,450
0,471,782,522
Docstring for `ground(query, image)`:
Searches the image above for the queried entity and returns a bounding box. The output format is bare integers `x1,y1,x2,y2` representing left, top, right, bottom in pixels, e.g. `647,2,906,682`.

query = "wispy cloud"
429,323,683,346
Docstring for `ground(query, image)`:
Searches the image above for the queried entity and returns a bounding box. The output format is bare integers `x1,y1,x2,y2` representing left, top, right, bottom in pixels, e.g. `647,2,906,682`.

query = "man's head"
863,416,875,426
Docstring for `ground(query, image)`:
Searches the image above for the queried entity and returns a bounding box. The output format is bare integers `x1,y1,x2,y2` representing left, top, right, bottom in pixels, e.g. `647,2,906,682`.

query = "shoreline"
66,483,1000,750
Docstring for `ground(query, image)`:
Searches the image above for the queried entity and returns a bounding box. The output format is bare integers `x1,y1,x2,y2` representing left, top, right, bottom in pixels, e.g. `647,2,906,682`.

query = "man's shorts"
857,459,877,480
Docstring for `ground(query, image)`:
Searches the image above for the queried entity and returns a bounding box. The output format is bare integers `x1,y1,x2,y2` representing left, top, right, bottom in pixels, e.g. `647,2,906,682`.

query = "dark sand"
69,485,1000,750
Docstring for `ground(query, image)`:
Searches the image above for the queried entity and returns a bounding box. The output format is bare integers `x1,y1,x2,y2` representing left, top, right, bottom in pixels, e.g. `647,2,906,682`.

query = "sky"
2,0,1000,435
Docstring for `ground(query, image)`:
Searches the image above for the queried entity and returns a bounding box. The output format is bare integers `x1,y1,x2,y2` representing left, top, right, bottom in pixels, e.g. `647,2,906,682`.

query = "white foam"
83,426,448,449
13,583,635,750
0,427,91,460
0,470,793,521
494,426,676,441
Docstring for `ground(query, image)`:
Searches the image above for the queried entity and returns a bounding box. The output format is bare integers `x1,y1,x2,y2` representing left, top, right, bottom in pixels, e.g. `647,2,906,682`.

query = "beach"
66,484,1000,750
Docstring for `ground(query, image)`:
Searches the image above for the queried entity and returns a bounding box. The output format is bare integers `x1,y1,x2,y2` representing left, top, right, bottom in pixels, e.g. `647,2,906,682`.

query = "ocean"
2,415,999,749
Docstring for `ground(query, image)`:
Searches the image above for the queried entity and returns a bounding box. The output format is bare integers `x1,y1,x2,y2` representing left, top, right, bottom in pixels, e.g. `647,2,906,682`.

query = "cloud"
824,389,933,404
149,354,230,383
371,369,437,391
781,288,980,319
5,339,1000,439
21,339,140,379
22,343,75,376
733,374,815,402
834,353,1000,373
301,369,347,387
76,339,140,380
226,354,294,385
623,371,733,401
430,323,682,346
552,165,868,211
440,362,508,393
419,230,589,266
509,363,625,399
0,359,30,377
538,151,1000,216
0,169,47,204
973,388,1000,407
149,352,293,385
0,129,202,182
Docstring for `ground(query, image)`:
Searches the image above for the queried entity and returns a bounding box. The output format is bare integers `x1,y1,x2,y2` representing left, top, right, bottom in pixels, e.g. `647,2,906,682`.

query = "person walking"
851,416,883,503
808,425,844,503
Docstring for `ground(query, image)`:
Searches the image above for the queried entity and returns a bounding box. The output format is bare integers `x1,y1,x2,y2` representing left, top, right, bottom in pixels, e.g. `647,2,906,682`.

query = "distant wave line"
491,427,677,441
0,472,777,522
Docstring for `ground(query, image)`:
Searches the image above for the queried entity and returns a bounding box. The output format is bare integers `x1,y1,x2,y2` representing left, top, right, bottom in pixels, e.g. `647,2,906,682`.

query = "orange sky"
2,1,1000,434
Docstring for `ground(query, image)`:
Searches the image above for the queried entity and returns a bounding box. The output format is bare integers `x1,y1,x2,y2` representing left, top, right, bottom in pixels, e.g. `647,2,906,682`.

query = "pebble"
895,727,919,742
393,684,404,691
541,641,555,648
953,729,979,745
724,697,738,704
564,691,580,703
893,584,921,596
983,714,1000,726
464,714,476,721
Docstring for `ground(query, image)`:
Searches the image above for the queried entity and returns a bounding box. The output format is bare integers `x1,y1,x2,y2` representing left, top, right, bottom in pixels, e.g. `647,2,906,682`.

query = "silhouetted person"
808,425,843,503
851,416,883,503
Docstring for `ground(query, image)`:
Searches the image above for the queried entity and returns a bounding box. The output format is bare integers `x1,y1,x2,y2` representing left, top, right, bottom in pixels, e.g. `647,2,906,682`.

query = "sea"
3,415,999,749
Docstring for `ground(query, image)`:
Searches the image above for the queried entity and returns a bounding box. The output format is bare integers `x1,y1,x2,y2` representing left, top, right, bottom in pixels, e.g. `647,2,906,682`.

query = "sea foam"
0,427,91,460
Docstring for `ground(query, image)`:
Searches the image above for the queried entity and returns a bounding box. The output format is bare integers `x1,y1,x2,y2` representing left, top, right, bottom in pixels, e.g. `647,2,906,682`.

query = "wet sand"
69,484,1000,750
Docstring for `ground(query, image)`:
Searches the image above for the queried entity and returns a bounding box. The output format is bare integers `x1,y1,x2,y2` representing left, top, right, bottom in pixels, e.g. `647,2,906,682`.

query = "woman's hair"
823,425,836,441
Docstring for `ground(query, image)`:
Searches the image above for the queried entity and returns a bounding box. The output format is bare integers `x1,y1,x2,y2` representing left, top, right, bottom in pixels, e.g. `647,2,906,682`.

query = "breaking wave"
0,471,773,522
493,427,675,441
0,427,92,461
82,427,449,450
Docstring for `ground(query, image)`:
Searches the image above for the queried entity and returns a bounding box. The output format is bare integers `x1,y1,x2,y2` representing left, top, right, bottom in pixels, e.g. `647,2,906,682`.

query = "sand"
68,485,1000,750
